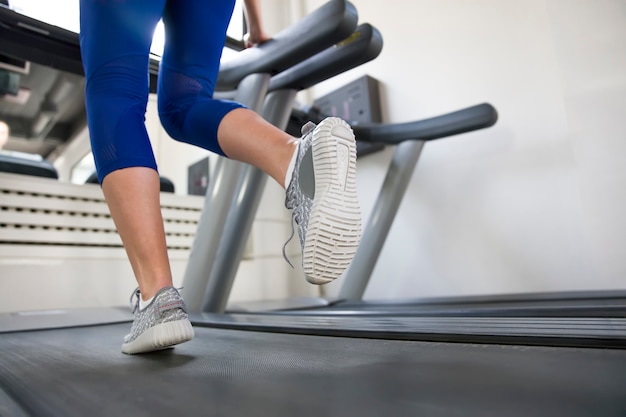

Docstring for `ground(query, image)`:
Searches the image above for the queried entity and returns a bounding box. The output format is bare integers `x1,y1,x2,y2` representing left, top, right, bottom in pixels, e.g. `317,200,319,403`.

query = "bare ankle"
139,280,174,300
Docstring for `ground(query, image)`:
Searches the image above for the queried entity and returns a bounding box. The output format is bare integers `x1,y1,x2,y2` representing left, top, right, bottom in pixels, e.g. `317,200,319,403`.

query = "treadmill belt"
194,313,626,349
0,323,624,416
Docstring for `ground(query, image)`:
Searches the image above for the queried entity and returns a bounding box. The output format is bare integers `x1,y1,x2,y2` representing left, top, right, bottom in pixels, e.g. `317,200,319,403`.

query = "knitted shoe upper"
283,121,317,265
124,286,188,344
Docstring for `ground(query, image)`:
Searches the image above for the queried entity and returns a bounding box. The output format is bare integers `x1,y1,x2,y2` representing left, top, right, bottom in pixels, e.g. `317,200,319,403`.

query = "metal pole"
181,73,270,312
338,140,425,300
201,89,298,312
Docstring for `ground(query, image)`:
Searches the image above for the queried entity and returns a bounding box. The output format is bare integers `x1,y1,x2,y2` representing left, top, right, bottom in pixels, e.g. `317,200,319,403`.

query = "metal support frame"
181,73,270,312
200,89,298,313
338,140,425,300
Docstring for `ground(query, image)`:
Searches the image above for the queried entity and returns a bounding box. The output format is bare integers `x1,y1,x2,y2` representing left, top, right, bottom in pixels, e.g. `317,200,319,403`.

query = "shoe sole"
304,117,362,284
121,318,194,354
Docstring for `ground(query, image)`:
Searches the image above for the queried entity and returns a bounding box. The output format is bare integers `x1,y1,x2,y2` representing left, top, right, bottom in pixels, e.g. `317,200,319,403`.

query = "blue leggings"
79,0,244,182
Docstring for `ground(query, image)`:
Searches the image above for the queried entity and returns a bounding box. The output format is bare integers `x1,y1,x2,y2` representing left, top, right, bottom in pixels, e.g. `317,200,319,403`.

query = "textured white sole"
121,319,194,355
304,117,362,284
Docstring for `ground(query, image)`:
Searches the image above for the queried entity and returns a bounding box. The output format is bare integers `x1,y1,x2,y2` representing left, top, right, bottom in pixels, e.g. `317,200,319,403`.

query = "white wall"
294,0,626,299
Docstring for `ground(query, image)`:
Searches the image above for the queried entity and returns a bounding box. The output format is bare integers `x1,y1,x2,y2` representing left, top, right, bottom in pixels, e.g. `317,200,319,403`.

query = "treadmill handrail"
352,103,498,144
0,6,83,76
216,0,358,91
268,23,383,92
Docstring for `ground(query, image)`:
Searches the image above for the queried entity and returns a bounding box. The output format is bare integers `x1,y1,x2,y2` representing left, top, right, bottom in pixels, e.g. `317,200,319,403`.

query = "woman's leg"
100,168,173,297
158,0,361,285
80,0,173,301
217,109,297,188
157,0,297,188
80,0,194,354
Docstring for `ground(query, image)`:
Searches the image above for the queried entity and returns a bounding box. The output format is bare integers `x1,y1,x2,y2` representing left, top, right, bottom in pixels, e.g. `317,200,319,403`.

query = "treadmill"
0,2,624,416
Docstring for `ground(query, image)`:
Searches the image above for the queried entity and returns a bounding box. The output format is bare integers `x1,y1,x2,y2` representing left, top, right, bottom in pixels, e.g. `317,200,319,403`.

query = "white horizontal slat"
2,191,202,221
1,194,111,215
0,227,196,249
0,194,200,224
163,222,198,235
1,211,198,235
0,244,191,261
160,193,205,210
161,207,203,222
0,211,116,231
164,235,196,248
0,244,127,259
0,173,106,200
0,228,123,246
2,196,201,224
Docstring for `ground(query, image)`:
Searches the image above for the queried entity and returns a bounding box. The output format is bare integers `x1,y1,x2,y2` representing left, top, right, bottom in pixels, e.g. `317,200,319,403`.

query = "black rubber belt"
192,313,626,349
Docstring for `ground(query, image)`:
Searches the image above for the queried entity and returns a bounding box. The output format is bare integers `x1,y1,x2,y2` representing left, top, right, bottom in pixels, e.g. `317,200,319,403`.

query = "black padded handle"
216,0,358,91
0,6,83,76
352,103,498,144
268,23,383,92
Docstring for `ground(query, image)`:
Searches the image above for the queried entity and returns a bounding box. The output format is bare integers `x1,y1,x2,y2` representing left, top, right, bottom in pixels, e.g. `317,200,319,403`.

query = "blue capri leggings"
79,0,244,182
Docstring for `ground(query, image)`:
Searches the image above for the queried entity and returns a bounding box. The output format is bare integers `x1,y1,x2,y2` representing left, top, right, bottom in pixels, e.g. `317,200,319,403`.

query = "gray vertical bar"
181,73,270,312
338,140,425,300
201,88,298,313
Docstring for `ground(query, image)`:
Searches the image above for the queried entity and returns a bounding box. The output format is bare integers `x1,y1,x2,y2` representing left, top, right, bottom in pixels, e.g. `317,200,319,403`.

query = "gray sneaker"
284,117,362,284
121,286,194,354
